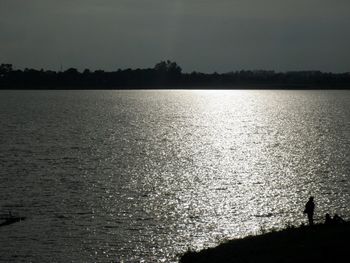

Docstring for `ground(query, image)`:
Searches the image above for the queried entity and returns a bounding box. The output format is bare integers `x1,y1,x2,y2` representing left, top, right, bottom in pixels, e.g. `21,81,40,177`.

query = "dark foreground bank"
180,222,350,263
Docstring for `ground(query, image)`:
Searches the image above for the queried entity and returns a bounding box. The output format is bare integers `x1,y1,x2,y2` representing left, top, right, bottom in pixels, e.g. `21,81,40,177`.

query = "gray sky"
1,0,349,72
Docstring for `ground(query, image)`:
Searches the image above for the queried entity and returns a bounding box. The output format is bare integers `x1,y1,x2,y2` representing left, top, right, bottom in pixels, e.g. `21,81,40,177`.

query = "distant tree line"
1,61,350,89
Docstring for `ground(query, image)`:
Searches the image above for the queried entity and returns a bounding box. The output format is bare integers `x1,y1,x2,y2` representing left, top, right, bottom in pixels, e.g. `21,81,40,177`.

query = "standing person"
324,213,333,225
304,196,315,226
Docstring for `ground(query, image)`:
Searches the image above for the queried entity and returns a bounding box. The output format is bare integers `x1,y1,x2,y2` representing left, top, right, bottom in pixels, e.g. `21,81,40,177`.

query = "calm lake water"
0,90,349,262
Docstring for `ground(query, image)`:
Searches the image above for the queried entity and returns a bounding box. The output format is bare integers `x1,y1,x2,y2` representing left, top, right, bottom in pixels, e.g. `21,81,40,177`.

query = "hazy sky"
1,0,349,72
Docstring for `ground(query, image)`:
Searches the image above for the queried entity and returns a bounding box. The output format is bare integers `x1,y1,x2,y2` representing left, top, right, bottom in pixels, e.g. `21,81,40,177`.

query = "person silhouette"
304,196,315,226
325,213,333,225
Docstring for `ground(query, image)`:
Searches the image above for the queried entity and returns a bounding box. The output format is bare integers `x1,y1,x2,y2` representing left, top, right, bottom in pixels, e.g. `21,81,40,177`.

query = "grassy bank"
180,223,350,263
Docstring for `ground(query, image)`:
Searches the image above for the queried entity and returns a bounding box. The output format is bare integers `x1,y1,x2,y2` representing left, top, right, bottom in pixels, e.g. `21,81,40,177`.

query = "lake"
0,90,349,262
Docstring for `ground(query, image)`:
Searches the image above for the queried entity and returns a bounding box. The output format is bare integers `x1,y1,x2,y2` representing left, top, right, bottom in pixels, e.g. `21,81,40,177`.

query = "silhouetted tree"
153,60,182,85
154,60,182,74
0,63,13,77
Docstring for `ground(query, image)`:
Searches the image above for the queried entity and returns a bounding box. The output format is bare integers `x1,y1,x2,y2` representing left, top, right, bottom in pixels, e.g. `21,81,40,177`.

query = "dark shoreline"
1,84,350,90
180,222,350,263
1,62,350,90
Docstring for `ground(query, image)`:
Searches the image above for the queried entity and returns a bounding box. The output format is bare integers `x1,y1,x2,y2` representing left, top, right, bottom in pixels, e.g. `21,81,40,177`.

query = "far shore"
1,62,350,90
1,84,350,90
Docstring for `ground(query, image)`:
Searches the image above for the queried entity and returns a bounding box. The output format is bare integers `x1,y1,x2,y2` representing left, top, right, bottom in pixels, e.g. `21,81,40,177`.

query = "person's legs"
308,213,314,225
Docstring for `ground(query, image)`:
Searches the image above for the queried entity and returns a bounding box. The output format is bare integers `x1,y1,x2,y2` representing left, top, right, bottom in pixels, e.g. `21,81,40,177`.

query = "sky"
1,0,349,73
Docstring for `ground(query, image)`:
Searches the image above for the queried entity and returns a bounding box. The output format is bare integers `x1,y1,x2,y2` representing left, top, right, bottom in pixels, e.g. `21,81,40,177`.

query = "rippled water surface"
0,90,349,262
